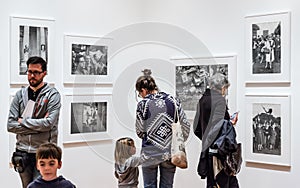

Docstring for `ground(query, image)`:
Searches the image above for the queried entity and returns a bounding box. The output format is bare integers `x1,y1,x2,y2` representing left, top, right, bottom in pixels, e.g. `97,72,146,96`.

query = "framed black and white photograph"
63,94,112,144
171,55,237,119
10,16,55,84
245,12,290,83
64,34,113,84
245,94,291,166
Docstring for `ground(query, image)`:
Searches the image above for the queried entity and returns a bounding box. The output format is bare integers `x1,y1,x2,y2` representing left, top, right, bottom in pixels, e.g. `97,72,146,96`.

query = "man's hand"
18,118,23,124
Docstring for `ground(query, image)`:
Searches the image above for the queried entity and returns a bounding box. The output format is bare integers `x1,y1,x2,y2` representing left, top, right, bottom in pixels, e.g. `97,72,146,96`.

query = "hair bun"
142,69,152,76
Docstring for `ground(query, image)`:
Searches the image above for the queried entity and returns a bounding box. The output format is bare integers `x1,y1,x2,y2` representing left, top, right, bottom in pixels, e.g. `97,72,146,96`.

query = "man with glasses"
7,56,61,188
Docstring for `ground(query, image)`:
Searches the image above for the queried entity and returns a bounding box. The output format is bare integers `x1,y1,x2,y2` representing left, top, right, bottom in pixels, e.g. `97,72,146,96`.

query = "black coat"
193,89,236,178
193,89,230,141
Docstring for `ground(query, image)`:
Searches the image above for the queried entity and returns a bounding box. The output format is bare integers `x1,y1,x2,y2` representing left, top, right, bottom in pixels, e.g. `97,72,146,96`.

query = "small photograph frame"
245,11,291,83
63,34,113,84
245,94,291,166
63,94,112,144
10,16,55,84
172,55,237,119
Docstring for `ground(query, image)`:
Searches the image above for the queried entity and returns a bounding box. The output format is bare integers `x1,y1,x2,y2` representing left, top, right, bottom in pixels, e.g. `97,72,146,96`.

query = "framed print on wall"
245,94,291,166
63,34,113,84
245,11,291,83
63,94,112,144
171,55,237,120
10,16,55,84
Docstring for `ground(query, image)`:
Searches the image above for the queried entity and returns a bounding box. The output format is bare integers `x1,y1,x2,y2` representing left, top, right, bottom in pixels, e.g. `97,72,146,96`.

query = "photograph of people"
71,44,108,75
252,21,281,74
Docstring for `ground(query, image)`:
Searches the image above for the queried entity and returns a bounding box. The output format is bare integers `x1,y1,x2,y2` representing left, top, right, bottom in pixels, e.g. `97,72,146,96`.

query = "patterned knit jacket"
135,92,190,166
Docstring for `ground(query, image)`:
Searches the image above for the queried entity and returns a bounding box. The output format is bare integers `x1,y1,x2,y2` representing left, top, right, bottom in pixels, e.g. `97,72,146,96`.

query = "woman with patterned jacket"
135,69,190,188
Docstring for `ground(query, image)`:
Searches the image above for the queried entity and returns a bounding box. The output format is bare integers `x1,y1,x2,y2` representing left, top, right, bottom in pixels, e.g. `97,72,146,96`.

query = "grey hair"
208,73,230,91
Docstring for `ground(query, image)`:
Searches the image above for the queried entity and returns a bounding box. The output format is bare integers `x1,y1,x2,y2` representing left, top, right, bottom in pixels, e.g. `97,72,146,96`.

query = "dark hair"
26,56,47,72
135,69,158,92
36,143,62,163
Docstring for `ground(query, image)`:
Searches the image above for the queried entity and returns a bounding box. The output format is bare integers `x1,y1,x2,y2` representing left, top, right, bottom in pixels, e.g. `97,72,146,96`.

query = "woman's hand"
230,112,239,125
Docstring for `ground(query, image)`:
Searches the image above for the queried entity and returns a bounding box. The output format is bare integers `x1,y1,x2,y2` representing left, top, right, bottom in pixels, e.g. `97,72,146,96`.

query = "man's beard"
29,78,43,87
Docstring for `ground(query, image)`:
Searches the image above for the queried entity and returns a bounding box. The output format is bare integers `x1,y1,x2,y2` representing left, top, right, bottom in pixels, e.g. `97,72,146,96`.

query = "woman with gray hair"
193,73,240,188
208,73,230,95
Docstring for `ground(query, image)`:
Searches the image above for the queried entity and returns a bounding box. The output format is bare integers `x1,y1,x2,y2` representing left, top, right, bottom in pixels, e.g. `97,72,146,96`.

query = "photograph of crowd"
71,44,108,75
252,21,281,74
176,64,228,111
252,103,281,156
70,102,107,134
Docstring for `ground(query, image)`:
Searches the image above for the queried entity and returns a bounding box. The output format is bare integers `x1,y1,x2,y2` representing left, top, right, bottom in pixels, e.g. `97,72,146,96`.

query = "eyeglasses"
135,90,143,102
26,70,44,76
137,91,142,98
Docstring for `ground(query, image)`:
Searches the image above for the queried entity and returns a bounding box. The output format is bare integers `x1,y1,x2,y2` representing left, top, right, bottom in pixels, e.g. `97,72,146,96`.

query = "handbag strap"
171,97,180,123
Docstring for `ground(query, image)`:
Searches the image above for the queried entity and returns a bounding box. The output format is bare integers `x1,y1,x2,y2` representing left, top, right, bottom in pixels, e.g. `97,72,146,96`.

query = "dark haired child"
27,143,76,188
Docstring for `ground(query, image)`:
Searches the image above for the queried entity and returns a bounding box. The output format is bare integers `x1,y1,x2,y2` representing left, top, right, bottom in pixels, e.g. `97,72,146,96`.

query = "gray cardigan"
115,156,141,187
7,83,61,153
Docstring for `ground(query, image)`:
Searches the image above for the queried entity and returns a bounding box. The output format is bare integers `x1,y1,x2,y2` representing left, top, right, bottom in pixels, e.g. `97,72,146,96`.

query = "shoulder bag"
223,143,242,176
171,98,188,169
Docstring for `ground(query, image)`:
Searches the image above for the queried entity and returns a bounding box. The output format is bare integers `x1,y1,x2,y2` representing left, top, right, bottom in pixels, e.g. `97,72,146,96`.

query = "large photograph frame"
63,94,112,144
10,16,55,84
63,34,113,84
172,55,237,120
245,94,291,166
245,11,290,83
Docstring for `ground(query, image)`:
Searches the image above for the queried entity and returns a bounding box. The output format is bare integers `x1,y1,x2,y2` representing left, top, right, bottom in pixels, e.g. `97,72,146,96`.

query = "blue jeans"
142,161,176,188
18,152,40,188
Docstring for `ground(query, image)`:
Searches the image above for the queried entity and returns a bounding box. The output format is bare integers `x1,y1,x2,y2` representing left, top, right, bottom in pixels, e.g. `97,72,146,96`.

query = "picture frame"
171,55,237,120
10,16,55,84
63,34,113,84
245,11,291,83
63,94,112,144
244,94,291,166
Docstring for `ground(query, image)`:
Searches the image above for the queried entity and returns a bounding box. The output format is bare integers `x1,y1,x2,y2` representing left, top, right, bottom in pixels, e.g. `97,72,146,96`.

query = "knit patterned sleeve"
135,101,146,139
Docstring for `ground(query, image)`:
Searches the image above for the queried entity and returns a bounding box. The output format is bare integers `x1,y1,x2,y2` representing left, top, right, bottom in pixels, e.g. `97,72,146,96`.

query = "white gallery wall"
0,0,299,187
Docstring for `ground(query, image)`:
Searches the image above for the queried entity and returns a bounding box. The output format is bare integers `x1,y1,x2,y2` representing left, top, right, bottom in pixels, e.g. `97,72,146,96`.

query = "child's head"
114,137,136,164
36,143,62,181
36,143,62,162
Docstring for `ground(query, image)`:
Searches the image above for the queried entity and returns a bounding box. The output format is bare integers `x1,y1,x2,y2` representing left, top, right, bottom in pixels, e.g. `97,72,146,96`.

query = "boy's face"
37,158,62,181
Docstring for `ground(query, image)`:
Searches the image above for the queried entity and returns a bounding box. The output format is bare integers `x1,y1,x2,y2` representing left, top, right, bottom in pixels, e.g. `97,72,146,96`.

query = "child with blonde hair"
114,137,141,188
